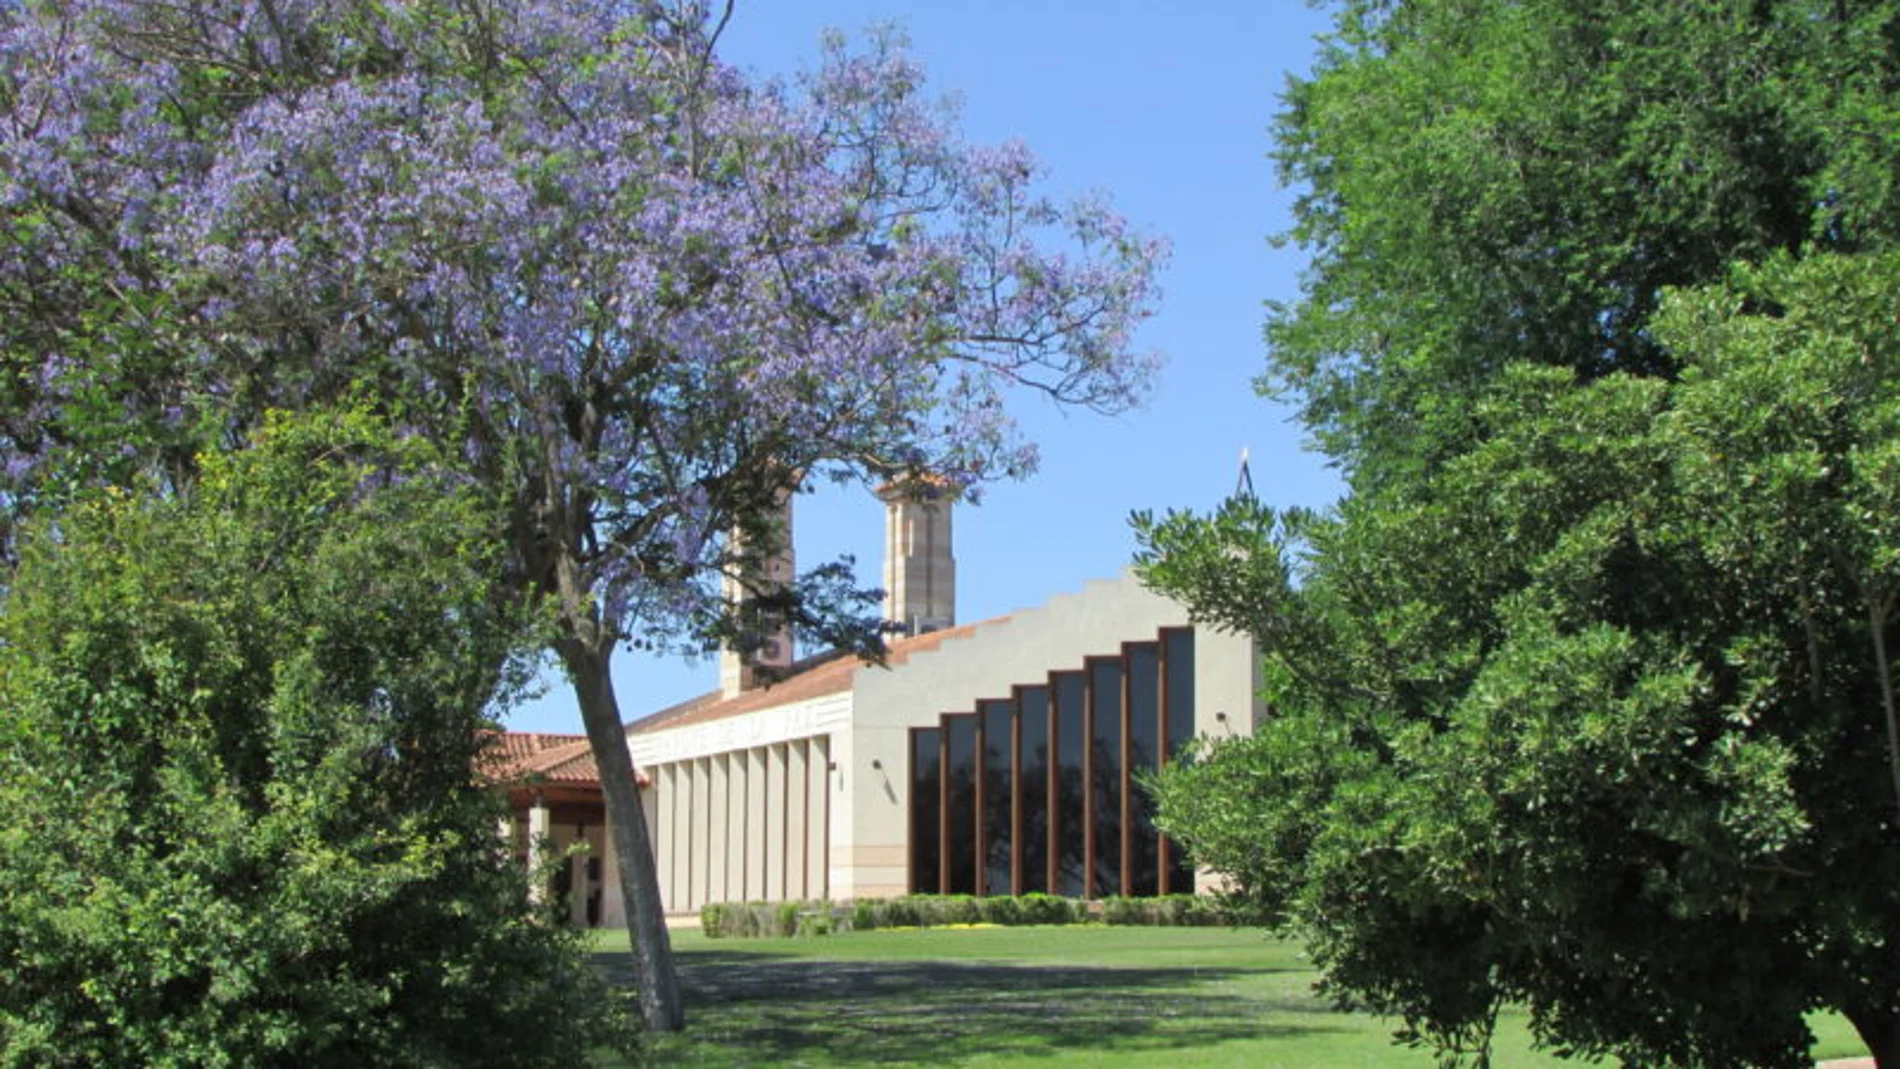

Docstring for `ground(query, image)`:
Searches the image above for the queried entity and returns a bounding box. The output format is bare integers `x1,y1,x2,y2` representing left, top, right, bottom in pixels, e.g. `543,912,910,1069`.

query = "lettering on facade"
645,700,827,765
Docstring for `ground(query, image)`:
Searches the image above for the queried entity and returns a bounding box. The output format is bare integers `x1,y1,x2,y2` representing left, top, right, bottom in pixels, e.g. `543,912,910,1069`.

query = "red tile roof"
486,622,992,791
626,621,987,736
489,731,587,768
483,731,650,789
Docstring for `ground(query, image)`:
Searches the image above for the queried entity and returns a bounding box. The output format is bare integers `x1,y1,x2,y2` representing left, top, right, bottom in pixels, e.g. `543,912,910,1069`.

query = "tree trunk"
563,640,684,1032
1871,598,1900,821
1844,1002,1900,1069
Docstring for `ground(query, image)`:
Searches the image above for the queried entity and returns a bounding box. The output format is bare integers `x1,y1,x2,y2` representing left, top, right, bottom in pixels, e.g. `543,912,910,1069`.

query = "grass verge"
587,925,1870,1068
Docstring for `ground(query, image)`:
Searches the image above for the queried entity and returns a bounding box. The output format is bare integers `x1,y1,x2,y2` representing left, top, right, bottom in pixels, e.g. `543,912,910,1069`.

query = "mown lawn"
587,926,1869,1068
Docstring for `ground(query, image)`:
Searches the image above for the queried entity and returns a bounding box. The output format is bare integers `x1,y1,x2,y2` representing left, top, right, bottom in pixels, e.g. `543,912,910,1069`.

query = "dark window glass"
1163,628,1197,758
943,714,977,894
911,727,942,894
1162,628,1197,893
1015,685,1050,895
1051,671,1087,896
1088,657,1123,897
978,698,1015,895
1125,642,1161,896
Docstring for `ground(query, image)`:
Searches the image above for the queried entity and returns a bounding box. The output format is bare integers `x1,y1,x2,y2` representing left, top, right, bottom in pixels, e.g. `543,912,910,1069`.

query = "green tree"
0,408,636,1068
1268,0,1900,485
1,2,1162,1026
1137,0,1900,1064
1148,258,1900,1069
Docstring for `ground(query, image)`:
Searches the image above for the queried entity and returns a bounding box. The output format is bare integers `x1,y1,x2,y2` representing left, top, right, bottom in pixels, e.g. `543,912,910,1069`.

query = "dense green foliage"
1269,0,1900,485
0,410,635,1067
1151,255,1900,1068
1,2,1162,1023
1137,2,1900,1066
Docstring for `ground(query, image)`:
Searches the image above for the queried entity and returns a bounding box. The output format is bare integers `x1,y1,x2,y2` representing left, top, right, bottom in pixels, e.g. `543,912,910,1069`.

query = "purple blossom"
0,0,1167,629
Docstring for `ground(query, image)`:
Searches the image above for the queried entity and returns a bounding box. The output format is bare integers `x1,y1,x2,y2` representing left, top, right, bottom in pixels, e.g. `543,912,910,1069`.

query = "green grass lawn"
587,926,1870,1068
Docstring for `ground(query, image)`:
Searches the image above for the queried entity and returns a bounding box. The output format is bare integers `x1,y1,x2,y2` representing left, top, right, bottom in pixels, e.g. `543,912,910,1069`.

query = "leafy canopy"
1146,253,1900,1068
1,0,1165,1029
0,407,635,1068
0,0,1165,635
1137,1,1900,1065
1266,0,1900,486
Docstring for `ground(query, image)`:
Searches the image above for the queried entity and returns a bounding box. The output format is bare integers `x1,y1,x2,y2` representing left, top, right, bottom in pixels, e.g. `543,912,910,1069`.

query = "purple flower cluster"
0,0,1166,637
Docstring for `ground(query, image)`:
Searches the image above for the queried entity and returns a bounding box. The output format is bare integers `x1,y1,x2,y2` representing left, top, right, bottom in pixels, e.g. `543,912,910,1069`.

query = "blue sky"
505,1,1344,734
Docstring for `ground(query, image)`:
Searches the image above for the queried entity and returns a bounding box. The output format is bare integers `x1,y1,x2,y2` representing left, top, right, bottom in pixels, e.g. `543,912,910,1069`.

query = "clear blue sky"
505,1,1344,735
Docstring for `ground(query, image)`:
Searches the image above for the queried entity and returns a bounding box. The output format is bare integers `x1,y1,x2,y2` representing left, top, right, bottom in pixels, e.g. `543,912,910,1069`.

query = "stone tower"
719,489,795,698
878,476,956,636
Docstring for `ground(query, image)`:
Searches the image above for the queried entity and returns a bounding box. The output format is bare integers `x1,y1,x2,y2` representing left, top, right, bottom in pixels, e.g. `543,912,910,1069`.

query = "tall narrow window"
910,727,942,894
1015,684,1050,895
1087,656,1123,897
1051,671,1087,896
1161,627,1198,893
978,698,1014,895
1124,641,1161,896
943,713,977,894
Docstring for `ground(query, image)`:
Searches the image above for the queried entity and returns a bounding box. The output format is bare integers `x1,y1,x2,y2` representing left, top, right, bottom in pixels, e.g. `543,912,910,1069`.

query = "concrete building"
499,480,1262,921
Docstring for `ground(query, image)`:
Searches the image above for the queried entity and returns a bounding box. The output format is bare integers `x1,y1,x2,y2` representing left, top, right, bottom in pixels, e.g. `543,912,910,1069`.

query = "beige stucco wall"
835,570,1262,901
632,689,841,914
623,570,1262,911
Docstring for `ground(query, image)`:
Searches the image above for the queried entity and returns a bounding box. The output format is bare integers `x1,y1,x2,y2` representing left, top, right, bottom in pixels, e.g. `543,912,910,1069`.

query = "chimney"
878,476,955,636
720,489,795,698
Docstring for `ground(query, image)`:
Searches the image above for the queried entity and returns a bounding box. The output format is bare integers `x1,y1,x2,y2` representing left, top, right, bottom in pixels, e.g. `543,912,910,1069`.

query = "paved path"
1818,1059,1873,1068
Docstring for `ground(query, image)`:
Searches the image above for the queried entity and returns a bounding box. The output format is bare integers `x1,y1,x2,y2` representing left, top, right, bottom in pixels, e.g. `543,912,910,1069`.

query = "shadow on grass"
594,946,1347,1066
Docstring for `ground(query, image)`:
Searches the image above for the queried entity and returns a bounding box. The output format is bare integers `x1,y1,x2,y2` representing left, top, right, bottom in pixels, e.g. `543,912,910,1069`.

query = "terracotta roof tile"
626,620,989,736
483,731,650,789
481,731,582,778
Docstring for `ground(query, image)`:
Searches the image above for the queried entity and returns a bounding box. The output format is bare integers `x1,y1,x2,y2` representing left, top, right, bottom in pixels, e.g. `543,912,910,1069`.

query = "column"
669,761,692,912
728,751,750,902
690,757,712,911
600,809,626,927
708,753,730,904
639,773,660,911
568,835,588,928
526,793,550,905
766,743,788,901
656,763,678,911
808,735,831,900
785,739,810,900
745,747,769,900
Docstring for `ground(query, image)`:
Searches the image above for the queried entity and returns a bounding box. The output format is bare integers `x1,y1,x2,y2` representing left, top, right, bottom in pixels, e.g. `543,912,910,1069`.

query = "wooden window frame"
1158,626,1197,894
1082,654,1121,899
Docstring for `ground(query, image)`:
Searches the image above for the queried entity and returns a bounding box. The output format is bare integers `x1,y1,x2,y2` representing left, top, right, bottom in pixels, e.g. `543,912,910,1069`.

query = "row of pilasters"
649,736,831,913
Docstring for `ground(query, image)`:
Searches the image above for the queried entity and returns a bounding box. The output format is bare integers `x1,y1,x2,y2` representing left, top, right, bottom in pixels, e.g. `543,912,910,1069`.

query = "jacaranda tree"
0,0,1164,1028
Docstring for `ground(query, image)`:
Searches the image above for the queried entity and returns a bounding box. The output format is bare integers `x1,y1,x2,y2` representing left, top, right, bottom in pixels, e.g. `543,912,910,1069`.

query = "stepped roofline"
624,617,998,737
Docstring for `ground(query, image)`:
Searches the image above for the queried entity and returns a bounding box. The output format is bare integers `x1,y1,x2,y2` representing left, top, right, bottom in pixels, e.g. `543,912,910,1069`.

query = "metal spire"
1234,447,1255,500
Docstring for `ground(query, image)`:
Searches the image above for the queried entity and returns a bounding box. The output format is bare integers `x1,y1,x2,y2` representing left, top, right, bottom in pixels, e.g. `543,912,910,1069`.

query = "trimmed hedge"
700,893,1238,938
1101,894,1225,926
699,900,839,938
